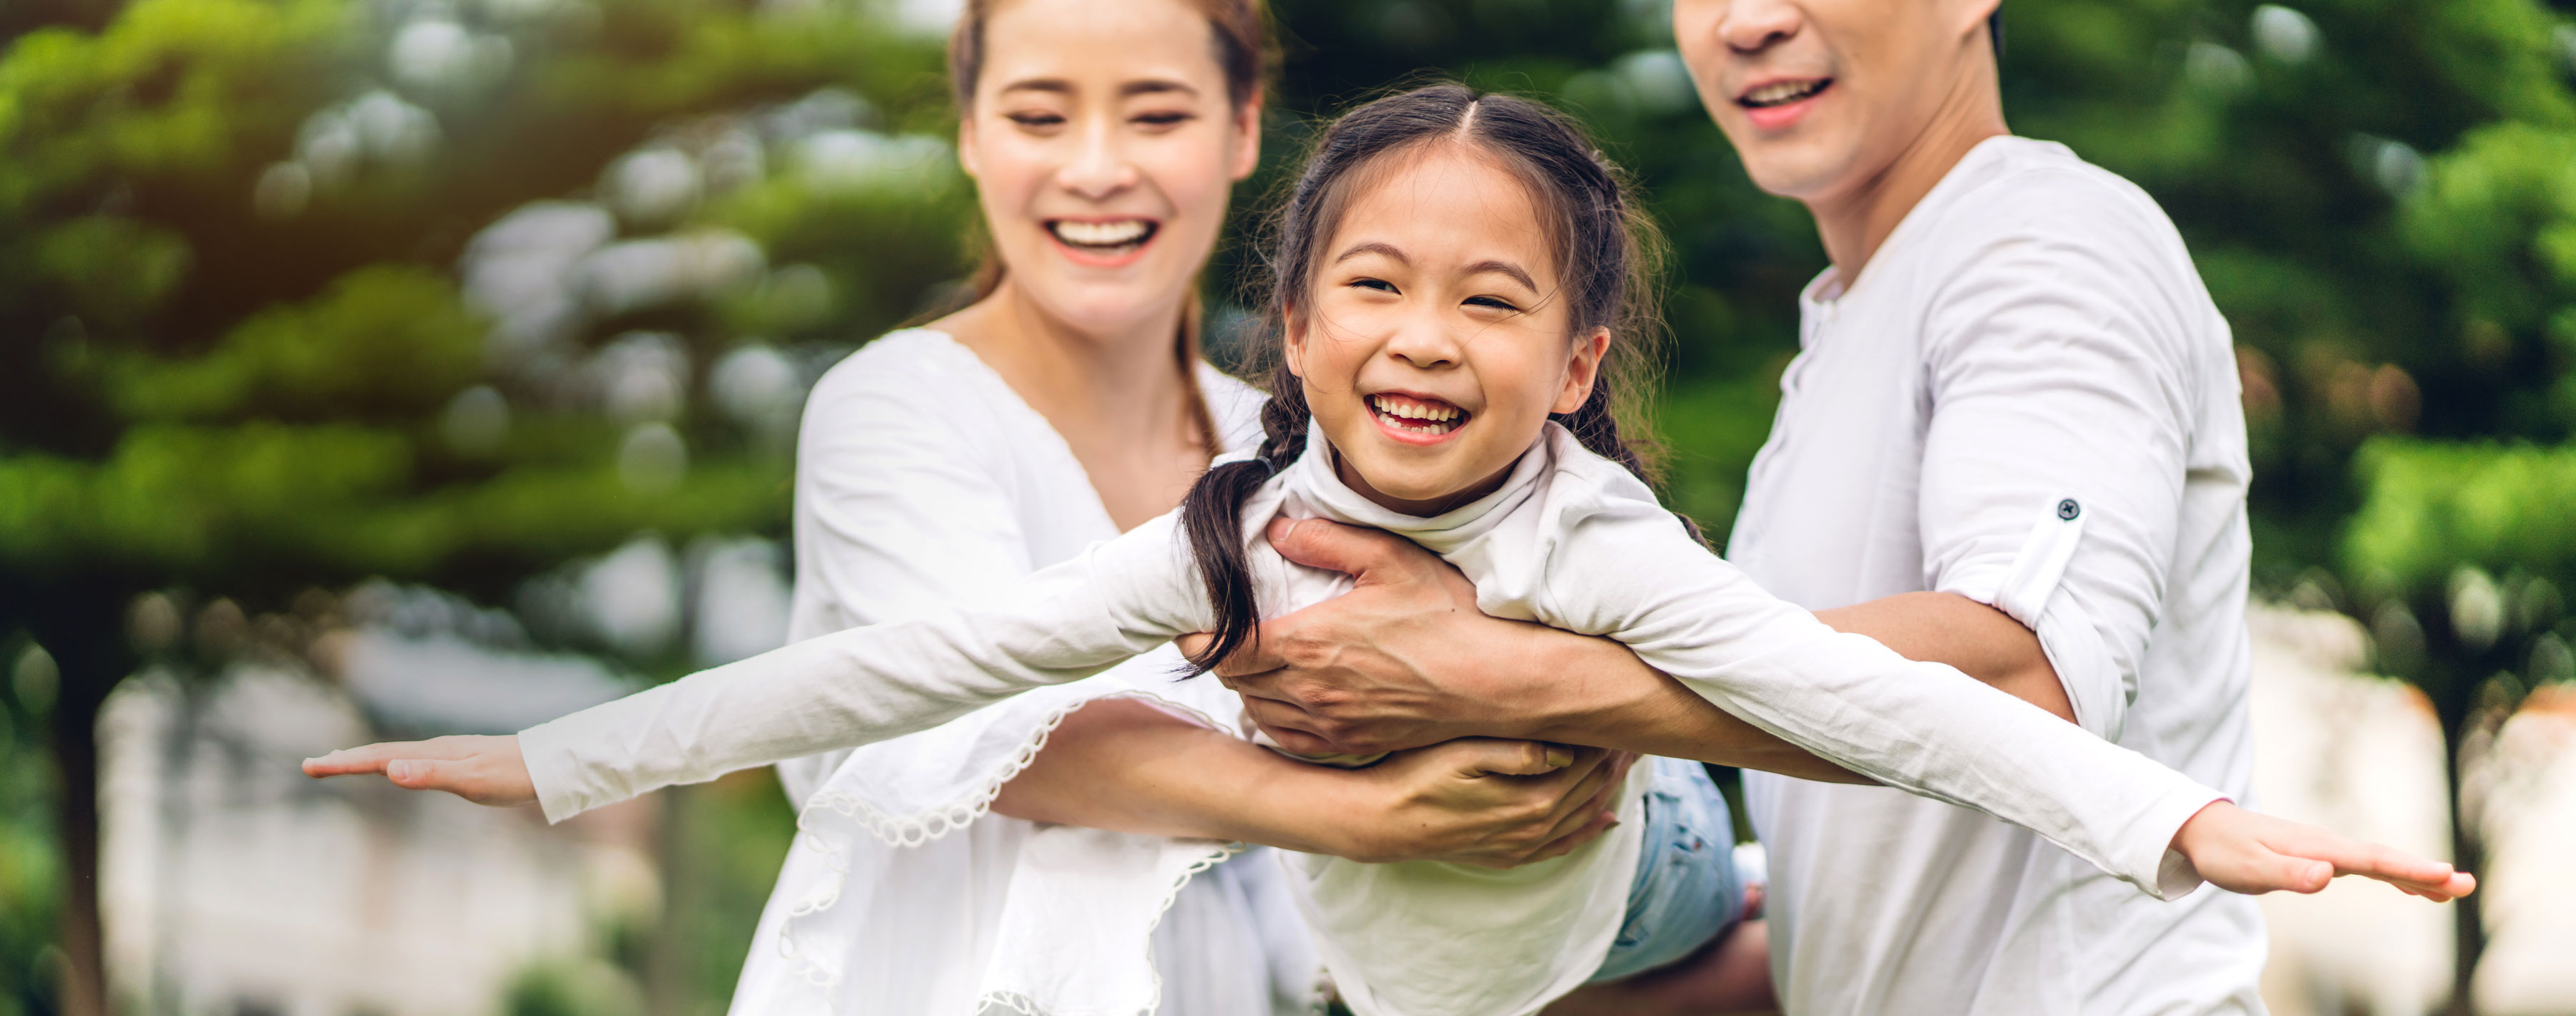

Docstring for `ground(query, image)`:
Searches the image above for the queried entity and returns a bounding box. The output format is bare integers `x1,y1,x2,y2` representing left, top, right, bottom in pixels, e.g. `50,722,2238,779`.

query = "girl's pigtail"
1179,359,1312,674
1555,376,1707,547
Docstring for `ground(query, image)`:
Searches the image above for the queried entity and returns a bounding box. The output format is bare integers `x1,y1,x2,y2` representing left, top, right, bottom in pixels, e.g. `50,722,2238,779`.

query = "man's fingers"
1266,517,1431,580
1238,697,1340,754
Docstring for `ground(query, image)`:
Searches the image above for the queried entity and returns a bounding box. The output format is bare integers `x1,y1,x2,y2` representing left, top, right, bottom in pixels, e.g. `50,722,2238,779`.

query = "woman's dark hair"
1179,82,1688,675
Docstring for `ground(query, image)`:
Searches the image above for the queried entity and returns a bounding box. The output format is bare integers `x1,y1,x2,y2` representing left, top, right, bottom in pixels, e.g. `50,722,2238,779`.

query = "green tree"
0,1,965,1012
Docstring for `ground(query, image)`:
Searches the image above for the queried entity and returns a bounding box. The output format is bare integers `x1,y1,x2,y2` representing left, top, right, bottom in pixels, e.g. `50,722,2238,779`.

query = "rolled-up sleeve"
1915,201,2205,744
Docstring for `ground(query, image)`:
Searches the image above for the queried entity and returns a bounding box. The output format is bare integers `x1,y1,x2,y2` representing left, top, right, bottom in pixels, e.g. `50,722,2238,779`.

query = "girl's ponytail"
1179,359,1310,673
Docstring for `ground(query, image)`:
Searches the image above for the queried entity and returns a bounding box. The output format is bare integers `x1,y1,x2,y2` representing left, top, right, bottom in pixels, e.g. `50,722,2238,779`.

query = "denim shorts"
1588,756,1745,982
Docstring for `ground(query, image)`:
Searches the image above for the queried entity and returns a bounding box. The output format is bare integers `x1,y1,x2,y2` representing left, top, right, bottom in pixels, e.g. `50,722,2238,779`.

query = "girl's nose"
1384,315,1463,371
1058,119,1139,200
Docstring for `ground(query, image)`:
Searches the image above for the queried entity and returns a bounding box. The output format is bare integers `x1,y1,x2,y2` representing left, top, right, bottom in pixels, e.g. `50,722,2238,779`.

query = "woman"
738,2,1634,1013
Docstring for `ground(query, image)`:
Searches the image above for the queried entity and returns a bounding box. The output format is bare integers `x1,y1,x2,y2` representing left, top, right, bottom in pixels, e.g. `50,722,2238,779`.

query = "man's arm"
1813,592,2074,723
1211,519,2072,778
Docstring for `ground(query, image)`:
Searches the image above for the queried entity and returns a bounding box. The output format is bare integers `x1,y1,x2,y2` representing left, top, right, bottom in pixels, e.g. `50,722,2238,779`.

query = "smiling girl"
310,84,2470,1016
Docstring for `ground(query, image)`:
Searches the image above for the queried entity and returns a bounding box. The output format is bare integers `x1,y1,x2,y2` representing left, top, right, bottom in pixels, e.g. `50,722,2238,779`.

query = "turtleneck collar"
1279,417,1564,555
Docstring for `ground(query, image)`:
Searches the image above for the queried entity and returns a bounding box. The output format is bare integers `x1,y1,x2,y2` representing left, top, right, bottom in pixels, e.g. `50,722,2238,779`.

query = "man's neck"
1807,62,2009,287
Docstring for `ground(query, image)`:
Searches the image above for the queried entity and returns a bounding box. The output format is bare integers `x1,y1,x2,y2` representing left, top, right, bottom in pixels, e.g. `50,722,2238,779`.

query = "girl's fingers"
303,742,431,776
303,736,489,777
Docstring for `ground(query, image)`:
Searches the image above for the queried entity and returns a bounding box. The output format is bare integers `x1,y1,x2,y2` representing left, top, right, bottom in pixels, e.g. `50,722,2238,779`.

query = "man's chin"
1736,147,1860,203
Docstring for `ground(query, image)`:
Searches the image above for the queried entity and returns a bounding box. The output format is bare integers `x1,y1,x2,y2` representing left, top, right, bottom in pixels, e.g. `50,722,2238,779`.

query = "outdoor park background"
2,0,2575,1014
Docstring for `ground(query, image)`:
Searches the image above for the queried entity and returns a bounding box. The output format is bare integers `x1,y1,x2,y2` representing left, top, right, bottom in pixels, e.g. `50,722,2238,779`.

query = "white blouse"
520,406,2229,1016
716,329,1315,1016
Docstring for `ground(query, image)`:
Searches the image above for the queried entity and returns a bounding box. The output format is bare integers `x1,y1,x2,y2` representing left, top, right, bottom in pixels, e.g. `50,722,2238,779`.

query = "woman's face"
960,0,1261,338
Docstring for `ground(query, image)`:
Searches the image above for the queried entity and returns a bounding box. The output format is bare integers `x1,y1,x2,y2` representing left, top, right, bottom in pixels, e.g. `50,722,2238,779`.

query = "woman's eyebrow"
996,78,1202,98
1463,259,1538,292
1120,79,1200,98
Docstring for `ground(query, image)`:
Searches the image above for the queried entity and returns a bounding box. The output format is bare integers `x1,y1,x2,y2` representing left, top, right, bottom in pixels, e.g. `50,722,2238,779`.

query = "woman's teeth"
1370,394,1467,436
1048,219,1156,251
1740,79,1828,107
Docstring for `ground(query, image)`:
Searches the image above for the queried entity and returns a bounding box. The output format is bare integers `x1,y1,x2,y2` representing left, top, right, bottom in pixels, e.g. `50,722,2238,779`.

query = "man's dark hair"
1988,8,2004,57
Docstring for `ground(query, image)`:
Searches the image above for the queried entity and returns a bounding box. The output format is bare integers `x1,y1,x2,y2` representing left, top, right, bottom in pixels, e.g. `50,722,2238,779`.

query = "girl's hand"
1336,738,1634,869
301,735,537,808
2171,801,2476,902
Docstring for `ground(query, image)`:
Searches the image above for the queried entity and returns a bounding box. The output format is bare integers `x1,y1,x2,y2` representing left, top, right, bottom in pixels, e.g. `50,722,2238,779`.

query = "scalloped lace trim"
773,690,1247,1010
800,690,1227,851
970,843,1235,1016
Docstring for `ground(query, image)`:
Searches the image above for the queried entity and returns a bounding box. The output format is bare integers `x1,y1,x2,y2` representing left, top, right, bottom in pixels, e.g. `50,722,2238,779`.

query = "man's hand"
1183,518,1566,756
2171,800,2476,902
1339,739,1634,868
1188,518,1870,783
302,734,537,808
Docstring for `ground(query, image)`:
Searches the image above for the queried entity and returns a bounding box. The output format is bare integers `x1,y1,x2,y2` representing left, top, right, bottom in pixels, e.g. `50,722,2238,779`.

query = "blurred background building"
2,0,2575,1014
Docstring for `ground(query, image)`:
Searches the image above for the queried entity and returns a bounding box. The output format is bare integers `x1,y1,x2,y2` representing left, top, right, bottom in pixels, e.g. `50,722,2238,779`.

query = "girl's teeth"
1370,394,1464,433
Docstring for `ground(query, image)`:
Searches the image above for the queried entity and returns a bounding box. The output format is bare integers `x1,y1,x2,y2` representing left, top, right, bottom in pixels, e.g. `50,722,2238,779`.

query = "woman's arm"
990,698,1629,866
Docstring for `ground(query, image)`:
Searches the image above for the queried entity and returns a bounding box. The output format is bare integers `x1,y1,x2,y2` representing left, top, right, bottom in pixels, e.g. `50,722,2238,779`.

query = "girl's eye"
1349,278,1398,293
1465,295,1521,312
1133,111,1194,128
1006,111,1065,128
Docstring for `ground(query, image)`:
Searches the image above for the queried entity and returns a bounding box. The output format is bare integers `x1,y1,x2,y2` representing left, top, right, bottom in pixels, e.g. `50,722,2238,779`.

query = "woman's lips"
1044,218,1158,267
1368,392,1470,446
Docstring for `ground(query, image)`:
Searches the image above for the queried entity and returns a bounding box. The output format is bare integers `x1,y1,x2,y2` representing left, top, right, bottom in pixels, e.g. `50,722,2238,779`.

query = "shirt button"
2057,499,2082,521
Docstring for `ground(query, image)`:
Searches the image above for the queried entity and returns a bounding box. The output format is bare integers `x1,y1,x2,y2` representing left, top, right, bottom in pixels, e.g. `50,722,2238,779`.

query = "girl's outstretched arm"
303,512,1217,821
303,735,532,806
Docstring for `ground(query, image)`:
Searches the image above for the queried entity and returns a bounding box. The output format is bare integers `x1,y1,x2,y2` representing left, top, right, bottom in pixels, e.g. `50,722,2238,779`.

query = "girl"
311,84,2469,1016
691,1,1641,1012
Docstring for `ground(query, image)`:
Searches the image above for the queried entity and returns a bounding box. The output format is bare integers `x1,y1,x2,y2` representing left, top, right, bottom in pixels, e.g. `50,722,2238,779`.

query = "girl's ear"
1229,96,1264,182
1281,306,1310,379
1551,328,1611,414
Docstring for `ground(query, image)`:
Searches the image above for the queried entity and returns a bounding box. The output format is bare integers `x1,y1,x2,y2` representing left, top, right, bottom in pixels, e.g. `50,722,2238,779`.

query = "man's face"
1674,0,1994,203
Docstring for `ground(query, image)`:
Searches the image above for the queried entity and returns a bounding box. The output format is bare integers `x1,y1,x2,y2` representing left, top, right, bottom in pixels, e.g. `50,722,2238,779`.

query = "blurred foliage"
0,0,965,1011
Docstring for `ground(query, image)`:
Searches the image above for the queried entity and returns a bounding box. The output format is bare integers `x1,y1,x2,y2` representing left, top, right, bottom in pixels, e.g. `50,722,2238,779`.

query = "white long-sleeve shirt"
1728,137,2265,1015
725,329,1313,1016
522,416,2227,1016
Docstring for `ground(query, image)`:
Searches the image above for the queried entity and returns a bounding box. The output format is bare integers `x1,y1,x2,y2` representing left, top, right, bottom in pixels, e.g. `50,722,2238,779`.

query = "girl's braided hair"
1179,82,1690,674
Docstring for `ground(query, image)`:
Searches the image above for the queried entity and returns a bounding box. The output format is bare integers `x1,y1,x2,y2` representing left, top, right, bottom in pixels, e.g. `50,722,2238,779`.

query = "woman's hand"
1331,738,1634,868
302,735,537,808
2170,801,2476,902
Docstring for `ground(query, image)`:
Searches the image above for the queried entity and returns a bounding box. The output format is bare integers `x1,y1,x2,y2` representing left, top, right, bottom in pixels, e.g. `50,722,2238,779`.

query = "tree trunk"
39,632,115,1016
26,587,130,1016
2441,719,2484,1016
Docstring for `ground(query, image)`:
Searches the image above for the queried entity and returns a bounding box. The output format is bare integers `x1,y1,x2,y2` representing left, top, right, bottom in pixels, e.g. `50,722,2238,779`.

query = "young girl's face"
1286,145,1609,516
960,0,1261,338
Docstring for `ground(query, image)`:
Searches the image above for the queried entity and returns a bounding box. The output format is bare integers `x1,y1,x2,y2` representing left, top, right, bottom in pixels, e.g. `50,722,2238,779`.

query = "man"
1209,1,2333,1011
